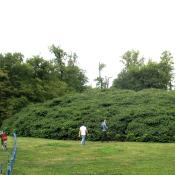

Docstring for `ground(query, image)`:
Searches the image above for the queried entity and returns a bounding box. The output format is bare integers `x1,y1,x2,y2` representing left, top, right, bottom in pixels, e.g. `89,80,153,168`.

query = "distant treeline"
0,47,174,127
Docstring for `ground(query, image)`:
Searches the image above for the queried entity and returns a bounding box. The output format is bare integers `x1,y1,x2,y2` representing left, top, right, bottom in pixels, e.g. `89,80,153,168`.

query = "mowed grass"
2,137,175,175
0,137,13,173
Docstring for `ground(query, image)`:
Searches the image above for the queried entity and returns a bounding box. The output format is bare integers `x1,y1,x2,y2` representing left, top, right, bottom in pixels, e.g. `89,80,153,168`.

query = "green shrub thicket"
2,89,175,142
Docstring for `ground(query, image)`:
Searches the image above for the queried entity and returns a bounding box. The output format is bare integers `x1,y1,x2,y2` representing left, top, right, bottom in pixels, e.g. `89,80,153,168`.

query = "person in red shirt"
0,131,7,150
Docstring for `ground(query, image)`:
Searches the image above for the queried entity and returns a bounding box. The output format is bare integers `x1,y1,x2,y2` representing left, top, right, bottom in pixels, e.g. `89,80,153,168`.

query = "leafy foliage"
3,89,175,142
0,46,87,124
113,50,174,90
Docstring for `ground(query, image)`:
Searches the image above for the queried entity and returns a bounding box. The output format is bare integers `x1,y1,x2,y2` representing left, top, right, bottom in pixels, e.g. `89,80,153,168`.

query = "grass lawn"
1,137,175,175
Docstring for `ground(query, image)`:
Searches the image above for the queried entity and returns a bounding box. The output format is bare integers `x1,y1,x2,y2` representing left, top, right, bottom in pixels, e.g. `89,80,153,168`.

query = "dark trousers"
101,131,107,141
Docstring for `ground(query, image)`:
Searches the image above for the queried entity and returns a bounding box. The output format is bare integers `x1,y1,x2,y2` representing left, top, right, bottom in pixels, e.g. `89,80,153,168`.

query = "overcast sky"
0,0,175,86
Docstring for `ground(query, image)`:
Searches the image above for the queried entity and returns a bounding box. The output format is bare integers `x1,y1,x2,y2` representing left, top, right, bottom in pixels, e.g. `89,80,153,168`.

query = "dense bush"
2,89,175,142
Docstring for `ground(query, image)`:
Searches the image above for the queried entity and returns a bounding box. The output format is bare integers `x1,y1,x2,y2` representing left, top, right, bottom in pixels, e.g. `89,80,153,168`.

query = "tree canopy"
113,50,174,91
0,45,87,125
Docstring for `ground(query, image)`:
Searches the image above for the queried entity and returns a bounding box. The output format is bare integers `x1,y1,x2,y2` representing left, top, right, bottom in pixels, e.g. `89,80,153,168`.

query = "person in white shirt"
79,124,88,145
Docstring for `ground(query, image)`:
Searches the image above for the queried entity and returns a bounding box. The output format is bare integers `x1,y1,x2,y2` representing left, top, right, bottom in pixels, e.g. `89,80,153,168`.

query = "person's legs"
1,140,4,150
101,131,104,142
3,141,7,150
81,135,86,145
101,131,107,142
2,141,4,150
81,135,83,144
104,131,107,141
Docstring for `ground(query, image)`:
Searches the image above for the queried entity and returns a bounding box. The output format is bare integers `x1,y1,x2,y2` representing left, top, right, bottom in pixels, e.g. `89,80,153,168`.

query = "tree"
113,50,174,90
121,50,144,70
95,62,106,89
0,45,88,126
103,76,112,89
50,45,67,80
27,56,52,80
50,45,88,92
113,68,141,90
0,52,23,71
138,61,166,89
113,50,144,90
63,53,88,92
159,51,174,90
0,70,11,125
